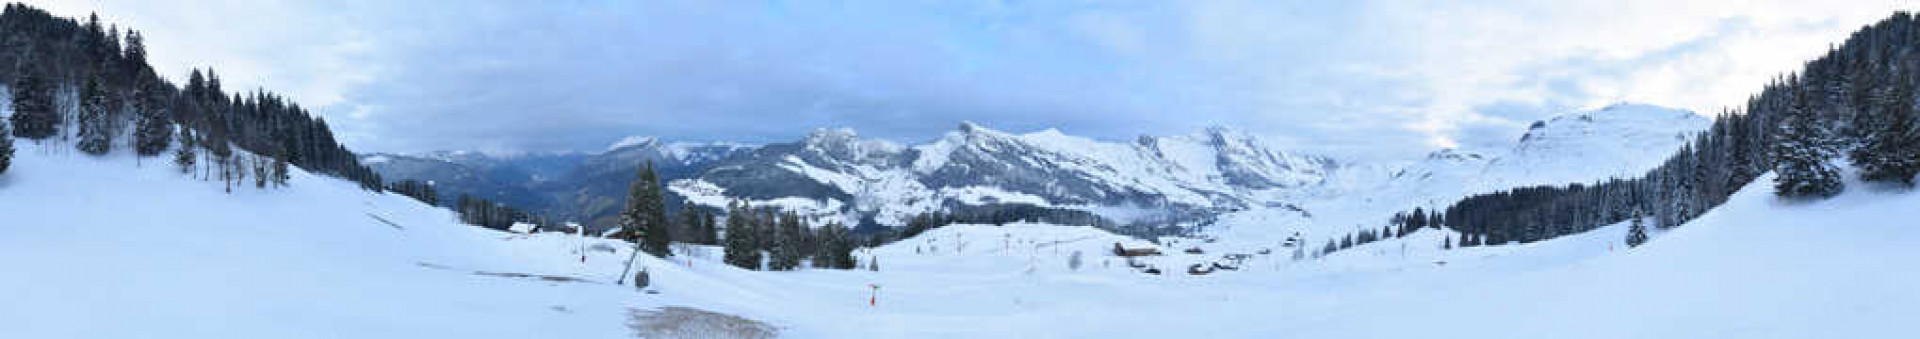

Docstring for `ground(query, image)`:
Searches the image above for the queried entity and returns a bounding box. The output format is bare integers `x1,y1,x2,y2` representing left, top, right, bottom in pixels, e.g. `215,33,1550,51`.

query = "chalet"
508,222,538,234
1112,242,1161,257
1187,263,1214,275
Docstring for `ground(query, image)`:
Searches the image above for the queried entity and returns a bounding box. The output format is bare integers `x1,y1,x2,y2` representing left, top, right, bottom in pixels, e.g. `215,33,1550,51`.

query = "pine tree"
722,202,764,270
0,119,14,175
755,208,776,260
75,76,113,155
9,71,57,140
1771,112,1844,198
123,29,147,69
769,212,805,270
132,77,172,157
271,155,290,187
701,210,719,245
677,206,703,244
815,222,856,269
209,123,233,193
1851,91,1920,186
173,126,196,175
1625,211,1649,248
620,161,672,257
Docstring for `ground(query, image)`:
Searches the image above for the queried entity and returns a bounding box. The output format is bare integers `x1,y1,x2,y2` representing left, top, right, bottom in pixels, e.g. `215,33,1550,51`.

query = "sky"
24,0,1920,161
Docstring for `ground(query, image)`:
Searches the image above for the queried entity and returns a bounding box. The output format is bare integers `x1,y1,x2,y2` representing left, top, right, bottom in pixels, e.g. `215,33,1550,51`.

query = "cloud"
23,0,1916,161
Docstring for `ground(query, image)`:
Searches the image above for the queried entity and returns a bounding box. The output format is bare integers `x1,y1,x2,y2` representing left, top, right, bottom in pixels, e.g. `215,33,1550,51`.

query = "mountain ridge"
366,103,1710,234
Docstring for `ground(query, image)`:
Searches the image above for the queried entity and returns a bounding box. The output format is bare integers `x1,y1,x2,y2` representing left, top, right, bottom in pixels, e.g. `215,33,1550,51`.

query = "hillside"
0,145,657,337
1204,103,1711,246
363,140,755,230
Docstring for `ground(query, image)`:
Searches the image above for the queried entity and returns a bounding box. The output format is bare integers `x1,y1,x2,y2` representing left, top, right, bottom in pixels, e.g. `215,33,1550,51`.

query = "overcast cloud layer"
27,0,1918,161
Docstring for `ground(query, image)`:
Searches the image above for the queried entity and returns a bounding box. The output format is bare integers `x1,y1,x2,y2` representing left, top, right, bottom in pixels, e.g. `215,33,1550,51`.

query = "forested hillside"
1418,12,1920,247
0,4,380,190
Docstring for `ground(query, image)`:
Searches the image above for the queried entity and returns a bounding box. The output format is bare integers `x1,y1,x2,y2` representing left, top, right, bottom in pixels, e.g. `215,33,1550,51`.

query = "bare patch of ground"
366,213,404,230
627,306,777,339
414,262,599,284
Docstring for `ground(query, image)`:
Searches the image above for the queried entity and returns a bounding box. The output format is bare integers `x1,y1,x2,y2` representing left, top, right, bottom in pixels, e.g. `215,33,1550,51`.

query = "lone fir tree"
619,161,672,257
1625,210,1649,248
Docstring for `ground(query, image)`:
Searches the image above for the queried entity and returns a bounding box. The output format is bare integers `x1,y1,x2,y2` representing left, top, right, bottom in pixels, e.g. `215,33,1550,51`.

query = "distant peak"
1587,102,1694,117
1201,125,1256,144
1425,148,1485,161
1598,101,1639,111
606,135,659,152
1523,103,1701,132
805,127,860,142
951,121,1016,139
1023,127,1069,139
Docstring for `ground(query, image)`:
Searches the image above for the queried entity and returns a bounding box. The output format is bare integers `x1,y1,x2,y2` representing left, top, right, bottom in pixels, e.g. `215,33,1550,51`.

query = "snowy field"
3,146,1915,338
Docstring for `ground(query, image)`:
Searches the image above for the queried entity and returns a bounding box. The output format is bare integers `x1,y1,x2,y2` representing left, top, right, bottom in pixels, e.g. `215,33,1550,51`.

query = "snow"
5,118,1913,338
667,178,732,208
1244,103,1714,243
909,132,959,174
1490,103,1710,189
660,141,756,163
939,186,1052,207
605,135,659,152
0,146,662,338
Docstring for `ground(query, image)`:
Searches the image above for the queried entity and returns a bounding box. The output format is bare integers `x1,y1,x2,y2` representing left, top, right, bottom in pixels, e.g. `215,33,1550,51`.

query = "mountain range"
365,103,1710,234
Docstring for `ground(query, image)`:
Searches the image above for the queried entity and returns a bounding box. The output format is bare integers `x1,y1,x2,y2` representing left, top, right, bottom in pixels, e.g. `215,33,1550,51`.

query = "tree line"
0,4,381,191
388,179,440,206
453,193,557,231
888,203,1160,244
718,201,858,271
609,161,859,271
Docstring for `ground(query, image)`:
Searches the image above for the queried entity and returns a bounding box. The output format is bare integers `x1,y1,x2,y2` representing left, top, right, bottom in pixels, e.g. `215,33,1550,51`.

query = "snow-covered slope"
775,169,1917,337
0,147,706,338
1267,169,1920,338
802,167,1917,338
6,135,1914,337
1487,103,1711,189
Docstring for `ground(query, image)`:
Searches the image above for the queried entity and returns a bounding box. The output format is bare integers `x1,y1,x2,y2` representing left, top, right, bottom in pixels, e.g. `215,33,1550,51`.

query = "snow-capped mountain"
675,103,1707,234
1372,103,1709,199
672,121,1341,229
370,103,1709,234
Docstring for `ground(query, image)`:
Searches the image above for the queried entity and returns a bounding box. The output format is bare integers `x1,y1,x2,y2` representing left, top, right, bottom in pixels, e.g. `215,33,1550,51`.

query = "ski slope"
0,147,688,338
3,142,1915,338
